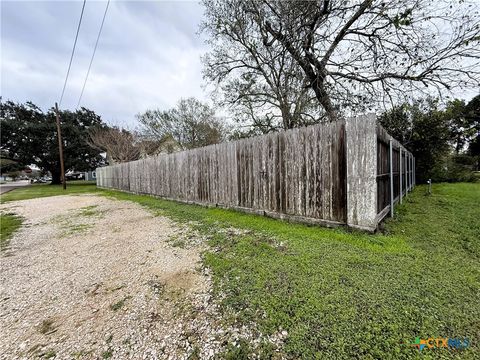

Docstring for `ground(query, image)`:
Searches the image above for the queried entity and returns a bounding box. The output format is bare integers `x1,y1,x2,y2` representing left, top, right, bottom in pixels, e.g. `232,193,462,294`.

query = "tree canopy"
203,0,480,124
88,126,169,164
379,95,480,182
136,97,226,150
0,100,105,184
202,0,322,133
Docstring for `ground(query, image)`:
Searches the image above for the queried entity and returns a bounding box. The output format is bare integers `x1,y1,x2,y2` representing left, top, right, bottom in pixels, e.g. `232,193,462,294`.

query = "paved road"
0,181,30,195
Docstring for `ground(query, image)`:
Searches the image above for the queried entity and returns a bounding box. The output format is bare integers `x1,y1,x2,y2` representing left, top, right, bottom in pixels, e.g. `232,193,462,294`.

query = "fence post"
410,154,413,189
407,154,410,191
408,153,411,191
405,151,409,193
399,147,403,204
389,138,394,217
405,152,408,192
413,157,415,186
345,114,378,230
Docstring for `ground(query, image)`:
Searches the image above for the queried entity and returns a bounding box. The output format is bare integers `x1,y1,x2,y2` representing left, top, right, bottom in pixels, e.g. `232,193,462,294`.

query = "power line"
59,0,87,108
76,0,110,110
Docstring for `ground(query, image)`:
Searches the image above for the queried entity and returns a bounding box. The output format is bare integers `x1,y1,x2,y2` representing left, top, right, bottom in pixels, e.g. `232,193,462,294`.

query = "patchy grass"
168,234,187,248
223,339,251,360
71,349,94,358
101,183,480,359
146,279,165,295
0,181,97,203
187,346,201,360
0,212,23,251
101,349,113,359
108,284,126,292
69,223,92,232
60,223,93,237
38,319,56,335
79,205,101,217
41,349,57,359
110,296,131,311
3,181,479,358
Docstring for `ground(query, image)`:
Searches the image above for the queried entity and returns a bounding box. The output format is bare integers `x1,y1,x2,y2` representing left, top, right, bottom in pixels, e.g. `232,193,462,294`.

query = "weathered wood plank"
346,114,377,230
96,115,408,231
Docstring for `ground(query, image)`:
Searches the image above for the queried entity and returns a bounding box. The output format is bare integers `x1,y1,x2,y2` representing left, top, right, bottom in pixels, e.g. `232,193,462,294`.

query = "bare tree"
137,97,226,150
88,127,141,164
207,0,480,122
202,0,322,133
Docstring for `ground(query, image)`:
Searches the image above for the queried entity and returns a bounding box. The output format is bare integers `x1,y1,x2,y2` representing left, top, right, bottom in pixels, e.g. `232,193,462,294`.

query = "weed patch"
0,212,22,251
110,296,131,311
38,319,56,335
79,205,103,217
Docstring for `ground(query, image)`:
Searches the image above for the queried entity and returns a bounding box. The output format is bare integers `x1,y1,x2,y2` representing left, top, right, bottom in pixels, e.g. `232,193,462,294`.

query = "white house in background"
83,152,105,181
84,171,96,181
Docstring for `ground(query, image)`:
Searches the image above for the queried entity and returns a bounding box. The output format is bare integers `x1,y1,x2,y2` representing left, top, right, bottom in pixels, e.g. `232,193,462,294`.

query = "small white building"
84,171,96,181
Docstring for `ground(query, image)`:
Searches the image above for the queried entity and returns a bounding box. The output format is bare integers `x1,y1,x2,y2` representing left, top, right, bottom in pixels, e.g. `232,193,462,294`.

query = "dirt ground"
0,195,229,359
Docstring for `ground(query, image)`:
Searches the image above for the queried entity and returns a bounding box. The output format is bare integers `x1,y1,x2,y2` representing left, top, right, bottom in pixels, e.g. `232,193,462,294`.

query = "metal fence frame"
376,124,415,222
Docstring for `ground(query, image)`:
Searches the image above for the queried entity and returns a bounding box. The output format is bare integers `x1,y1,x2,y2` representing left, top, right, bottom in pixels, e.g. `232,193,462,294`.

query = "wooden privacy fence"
96,114,414,231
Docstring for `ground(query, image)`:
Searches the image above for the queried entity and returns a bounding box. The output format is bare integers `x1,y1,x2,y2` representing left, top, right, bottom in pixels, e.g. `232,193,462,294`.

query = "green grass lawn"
0,213,23,251
0,181,97,203
2,181,479,358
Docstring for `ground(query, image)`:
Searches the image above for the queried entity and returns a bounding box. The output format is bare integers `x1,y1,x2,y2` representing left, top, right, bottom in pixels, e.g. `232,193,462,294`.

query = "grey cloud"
1,0,209,127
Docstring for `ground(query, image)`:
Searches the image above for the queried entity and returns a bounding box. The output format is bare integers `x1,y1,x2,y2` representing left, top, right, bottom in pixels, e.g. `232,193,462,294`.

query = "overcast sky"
1,0,209,127
2,1,478,129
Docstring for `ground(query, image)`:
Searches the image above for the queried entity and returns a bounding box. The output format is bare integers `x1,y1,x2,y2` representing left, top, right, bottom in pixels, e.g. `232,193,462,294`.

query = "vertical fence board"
345,114,377,230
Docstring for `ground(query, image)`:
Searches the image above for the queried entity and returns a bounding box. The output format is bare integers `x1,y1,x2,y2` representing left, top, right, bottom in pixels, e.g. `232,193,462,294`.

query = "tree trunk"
280,103,292,129
50,168,62,185
311,79,338,122
455,135,462,154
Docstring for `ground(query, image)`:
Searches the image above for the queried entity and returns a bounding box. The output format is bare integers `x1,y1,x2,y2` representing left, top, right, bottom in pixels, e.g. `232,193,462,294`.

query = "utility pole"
54,103,67,190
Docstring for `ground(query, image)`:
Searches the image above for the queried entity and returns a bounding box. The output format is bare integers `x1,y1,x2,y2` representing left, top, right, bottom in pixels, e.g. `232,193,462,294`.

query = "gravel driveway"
0,195,227,359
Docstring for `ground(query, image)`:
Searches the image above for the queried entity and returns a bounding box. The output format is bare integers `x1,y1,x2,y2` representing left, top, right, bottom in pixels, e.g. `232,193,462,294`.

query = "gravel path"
0,195,225,359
